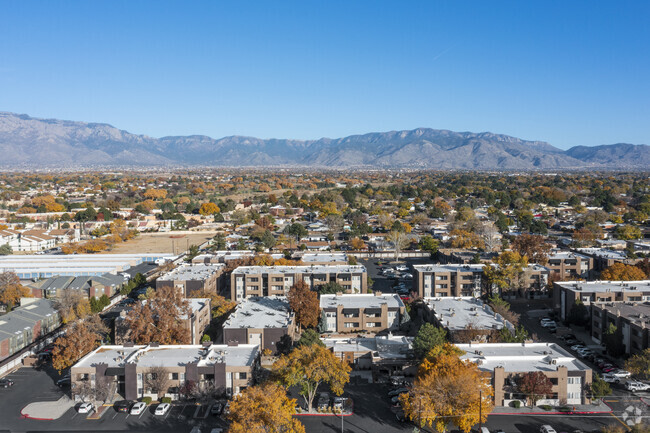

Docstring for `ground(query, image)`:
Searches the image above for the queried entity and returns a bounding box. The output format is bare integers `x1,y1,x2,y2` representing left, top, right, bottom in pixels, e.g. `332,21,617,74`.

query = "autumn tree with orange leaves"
399,343,493,433
228,382,305,433
287,280,320,329
52,316,108,373
601,263,647,281
0,271,32,309
123,285,192,344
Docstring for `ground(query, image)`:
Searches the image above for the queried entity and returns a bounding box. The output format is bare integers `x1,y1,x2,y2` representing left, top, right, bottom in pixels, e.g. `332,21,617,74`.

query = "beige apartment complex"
319,293,406,334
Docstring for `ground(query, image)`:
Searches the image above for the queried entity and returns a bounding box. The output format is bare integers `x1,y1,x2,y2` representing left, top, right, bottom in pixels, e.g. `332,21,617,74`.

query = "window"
138,387,143,394
550,378,558,385
344,323,359,328
171,373,179,380
137,373,143,381
239,372,247,380
568,377,582,385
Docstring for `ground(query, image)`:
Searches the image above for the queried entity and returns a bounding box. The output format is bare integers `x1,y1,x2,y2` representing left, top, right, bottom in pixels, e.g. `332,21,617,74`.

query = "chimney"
375,291,383,297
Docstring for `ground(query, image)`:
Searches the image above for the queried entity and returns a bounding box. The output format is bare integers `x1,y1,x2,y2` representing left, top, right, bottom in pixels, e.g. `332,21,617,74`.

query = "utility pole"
478,389,482,432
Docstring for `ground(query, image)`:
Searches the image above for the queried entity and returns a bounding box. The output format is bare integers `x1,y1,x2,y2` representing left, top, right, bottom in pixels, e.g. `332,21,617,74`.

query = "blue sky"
1,1,648,148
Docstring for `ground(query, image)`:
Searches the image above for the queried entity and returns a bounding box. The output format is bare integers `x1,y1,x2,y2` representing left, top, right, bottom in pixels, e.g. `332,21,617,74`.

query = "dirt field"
103,231,218,254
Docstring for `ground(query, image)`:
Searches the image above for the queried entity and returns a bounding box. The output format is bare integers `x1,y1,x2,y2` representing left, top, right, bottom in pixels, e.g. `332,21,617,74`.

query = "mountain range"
0,111,648,170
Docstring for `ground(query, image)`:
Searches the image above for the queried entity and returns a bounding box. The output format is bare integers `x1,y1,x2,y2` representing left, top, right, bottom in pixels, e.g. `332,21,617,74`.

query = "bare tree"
387,230,409,262
73,378,95,403
94,376,117,403
146,365,171,399
478,221,500,252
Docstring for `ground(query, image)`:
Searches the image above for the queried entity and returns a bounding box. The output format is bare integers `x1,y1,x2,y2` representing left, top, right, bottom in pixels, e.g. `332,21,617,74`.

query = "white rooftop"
576,248,628,260
320,293,404,310
73,344,259,369
413,264,484,273
232,264,366,275
556,280,650,293
323,334,413,359
548,250,591,261
158,263,225,281
457,342,590,372
299,253,349,263
223,297,293,329
425,297,510,331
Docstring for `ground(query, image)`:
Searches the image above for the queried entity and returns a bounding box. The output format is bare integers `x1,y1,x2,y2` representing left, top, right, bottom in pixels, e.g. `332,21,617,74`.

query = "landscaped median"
491,399,612,416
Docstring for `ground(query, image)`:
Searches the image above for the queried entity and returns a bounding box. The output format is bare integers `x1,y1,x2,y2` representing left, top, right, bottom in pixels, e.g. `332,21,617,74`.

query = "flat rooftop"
425,297,508,331
576,248,628,260
457,342,590,372
158,263,225,281
593,302,650,326
320,293,404,310
299,253,348,263
223,297,293,329
323,335,413,359
548,251,591,261
232,264,366,275
413,264,484,273
556,280,650,293
73,344,259,369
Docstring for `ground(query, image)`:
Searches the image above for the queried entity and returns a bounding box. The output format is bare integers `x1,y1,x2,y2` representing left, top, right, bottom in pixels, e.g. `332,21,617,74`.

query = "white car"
540,426,557,433
611,370,632,378
571,345,586,351
130,401,147,415
395,265,408,272
540,320,556,328
626,380,650,392
77,402,94,413
602,373,620,383
154,403,170,415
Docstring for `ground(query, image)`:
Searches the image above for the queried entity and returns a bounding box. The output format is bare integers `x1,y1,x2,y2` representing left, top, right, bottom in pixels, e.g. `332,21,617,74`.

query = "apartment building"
413,264,484,298
546,251,593,279
27,273,126,299
114,298,212,345
222,297,296,354
458,342,592,407
437,249,498,265
319,293,406,334
157,264,225,296
230,265,367,300
71,343,259,401
322,335,413,371
591,302,650,355
575,248,630,271
0,298,61,362
425,297,512,342
554,280,650,322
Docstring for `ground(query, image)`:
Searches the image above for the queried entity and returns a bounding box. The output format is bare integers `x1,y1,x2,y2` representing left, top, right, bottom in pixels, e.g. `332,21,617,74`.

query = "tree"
0,244,12,255
287,281,320,329
487,295,520,325
586,374,612,399
518,371,552,406
123,285,192,344
191,289,236,319
601,263,647,281
615,224,642,240
511,234,551,265
604,323,625,357
260,230,277,249
413,323,447,359
145,365,171,399
317,281,343,295
625,349,650,380
349,237,366,250
388,230,409,262
212,233,227,250
637,258,650,280
477,222,501,252
497,325,529,343
199,202,220,216
325,214,344,236
228,383,305,433
399,343,493,432
283,223,308,246
54,287,91,323
272,344,350,411
52,318,108,373
418,235,439,256
483,251,528,296
0,271,32,309
449,229,485,249
296,329,324,348
572,227,597,247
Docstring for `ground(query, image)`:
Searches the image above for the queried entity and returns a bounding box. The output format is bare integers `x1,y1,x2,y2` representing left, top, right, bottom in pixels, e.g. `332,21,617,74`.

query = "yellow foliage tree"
199,202,221,216
449,229,485,249
601,263,647,281
0,271,32,309
228,383,305,433
399,343,493,433
349,237,366,250
272,344,351,411
144,188,167,200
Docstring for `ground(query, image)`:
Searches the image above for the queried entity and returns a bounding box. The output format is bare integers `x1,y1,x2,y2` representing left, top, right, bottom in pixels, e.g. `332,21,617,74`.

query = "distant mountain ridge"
0,111,648,169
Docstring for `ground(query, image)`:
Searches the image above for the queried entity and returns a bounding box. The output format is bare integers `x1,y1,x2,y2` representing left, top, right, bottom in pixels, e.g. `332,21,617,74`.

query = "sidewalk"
21,395,75,420
492,399,612,415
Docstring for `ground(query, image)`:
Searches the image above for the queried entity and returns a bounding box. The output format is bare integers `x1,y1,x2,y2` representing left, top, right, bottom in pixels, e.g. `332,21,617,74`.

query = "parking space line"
138,411,146,419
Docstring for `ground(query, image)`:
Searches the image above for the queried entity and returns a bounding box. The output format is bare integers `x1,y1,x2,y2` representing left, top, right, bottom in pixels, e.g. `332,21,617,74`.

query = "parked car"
540,318,555,327
0,378,14,388
223,401,231,415
565,338,579,345
601,373,620,383
540,425,558,433
332,396,347,410
154,403,171,415
210,429,224,433
571,344,587,351
130,401,147,415
190,428,202,433
611,370,632,378
626,380,650,392
114,400,133,413
210,403,223,416
77,402,94,414
395,265,408,272
388,388,408,397
562,334,577,341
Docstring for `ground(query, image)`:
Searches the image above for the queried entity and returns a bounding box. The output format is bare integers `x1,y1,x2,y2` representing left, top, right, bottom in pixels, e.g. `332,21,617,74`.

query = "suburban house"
230,265,368,300
0,298,60,362
70,343,259,401
319,293,406,334
553,280,650,322
222,297,295,354
156,264,225,296
457,342,592,407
